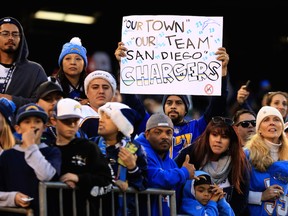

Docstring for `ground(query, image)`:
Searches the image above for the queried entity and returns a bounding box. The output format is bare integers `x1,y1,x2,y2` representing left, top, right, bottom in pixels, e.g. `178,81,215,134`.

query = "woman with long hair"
175,116,250,215
244,106,288,215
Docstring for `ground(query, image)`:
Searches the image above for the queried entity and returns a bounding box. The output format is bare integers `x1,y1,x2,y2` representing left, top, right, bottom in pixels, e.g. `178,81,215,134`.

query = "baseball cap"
53,98,82,120
36,81,64,101
16,103,48,124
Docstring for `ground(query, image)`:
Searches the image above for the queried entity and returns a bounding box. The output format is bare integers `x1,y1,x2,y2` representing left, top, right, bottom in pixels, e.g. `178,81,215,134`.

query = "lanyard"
1,63,16,93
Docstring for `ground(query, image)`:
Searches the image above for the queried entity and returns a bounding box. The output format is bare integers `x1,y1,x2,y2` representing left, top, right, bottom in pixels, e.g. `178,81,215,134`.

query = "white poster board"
120,15,223,96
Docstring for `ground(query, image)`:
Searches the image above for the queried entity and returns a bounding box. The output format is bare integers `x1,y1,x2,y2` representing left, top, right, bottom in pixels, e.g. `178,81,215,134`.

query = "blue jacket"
245,149,288,216
180,170,235,216
134,132,189,216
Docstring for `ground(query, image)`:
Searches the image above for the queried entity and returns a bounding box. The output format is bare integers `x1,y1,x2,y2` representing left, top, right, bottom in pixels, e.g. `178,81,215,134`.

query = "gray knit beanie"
146,112,174,131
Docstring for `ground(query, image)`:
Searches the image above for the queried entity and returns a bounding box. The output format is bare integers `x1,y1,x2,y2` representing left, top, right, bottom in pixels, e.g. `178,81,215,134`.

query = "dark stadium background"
3,1,288,93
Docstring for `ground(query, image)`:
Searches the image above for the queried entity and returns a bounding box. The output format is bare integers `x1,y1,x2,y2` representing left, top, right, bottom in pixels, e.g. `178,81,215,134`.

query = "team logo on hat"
25,105,41,111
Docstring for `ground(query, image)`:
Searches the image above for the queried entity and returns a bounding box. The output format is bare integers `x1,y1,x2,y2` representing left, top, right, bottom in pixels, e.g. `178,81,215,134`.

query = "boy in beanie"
133,112,198,216
180,170,235,216
92,101,148,216
0,97,16,153
0,17,48,108
50,98,113,216
49,37,88,104
0,103,61,216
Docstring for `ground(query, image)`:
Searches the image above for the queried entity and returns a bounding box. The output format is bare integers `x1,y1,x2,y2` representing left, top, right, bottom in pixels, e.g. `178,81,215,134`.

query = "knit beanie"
0,98,16,128
98,102,138,138
256,106,284,131
84,70,117,96
0,17,22,31
58,37,88,67
146,112,174,131
162,95,190,115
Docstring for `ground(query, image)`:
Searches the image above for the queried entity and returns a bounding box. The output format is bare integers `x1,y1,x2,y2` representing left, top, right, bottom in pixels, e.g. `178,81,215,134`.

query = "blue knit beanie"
58,37,88,68
0,98,16,128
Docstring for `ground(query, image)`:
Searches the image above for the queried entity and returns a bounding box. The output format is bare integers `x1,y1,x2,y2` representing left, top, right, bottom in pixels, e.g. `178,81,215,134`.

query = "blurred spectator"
140,94,163,115
285,122,288,137
233,109,256,147
264,91,288,122
0,97,16,154
87,51,112,73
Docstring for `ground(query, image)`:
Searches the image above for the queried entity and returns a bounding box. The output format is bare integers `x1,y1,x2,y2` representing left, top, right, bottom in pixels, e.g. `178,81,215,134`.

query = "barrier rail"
39,181,177,216
0,206,34,215
0,182,177,216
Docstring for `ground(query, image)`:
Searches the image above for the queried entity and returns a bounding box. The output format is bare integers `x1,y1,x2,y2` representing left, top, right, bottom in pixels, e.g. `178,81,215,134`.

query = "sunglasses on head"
211,116,234,126
235,120,256,128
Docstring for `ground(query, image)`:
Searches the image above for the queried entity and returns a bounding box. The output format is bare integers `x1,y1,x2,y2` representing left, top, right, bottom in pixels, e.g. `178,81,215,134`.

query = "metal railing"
39,181,177,216
0,181,177,216
0,206,34,216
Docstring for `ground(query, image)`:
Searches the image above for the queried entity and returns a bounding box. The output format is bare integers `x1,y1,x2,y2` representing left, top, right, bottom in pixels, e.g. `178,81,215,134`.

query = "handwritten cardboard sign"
120,15,223,95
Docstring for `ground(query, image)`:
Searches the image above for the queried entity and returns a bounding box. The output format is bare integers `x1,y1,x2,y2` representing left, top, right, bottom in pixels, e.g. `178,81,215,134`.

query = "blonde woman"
0,98,16,154
244,106,288,215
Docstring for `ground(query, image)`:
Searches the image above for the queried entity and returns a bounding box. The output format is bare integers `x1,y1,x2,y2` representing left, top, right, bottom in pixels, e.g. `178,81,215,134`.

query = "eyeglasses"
235,120,256,128
211,116,234,126
0,31,21,38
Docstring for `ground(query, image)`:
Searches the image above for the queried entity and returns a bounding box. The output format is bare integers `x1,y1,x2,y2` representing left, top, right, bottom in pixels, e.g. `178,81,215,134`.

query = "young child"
0,103,61,216
93,101,148,216
50,98,113,216
180,170,235,216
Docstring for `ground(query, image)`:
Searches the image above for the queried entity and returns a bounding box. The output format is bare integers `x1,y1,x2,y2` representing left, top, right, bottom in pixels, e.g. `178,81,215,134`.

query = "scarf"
202,155,232,184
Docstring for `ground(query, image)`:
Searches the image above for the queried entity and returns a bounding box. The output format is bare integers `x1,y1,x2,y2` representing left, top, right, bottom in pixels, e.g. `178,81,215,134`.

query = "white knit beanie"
84,70,117,96
256,106,284,131
98,102,138,138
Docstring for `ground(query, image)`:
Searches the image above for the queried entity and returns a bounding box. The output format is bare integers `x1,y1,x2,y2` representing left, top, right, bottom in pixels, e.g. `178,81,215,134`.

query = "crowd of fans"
0,16,288,216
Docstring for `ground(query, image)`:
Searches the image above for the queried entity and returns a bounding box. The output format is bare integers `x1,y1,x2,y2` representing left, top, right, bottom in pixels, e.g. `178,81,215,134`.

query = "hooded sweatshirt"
180,170,235,216
0,17,47,108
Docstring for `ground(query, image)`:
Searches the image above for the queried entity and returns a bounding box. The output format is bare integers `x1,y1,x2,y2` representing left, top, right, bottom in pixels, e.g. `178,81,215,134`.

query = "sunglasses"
211,116,234,126
59,118,79,126
235,120,256,128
